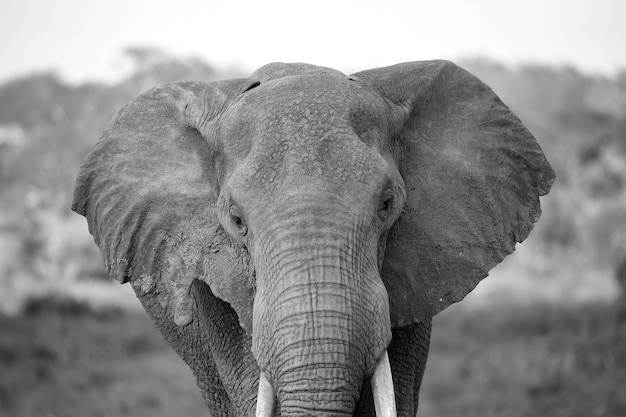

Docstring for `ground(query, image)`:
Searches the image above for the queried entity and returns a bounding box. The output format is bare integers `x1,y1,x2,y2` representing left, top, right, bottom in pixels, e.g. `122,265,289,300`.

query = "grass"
0,295,624,417
421,299,626,417
0,296,207,417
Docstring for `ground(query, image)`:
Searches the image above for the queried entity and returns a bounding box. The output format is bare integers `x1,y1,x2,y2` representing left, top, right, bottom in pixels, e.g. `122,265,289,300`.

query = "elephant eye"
230,206,248,237
380,197,392,212
378,191,394,220
232,215,247,236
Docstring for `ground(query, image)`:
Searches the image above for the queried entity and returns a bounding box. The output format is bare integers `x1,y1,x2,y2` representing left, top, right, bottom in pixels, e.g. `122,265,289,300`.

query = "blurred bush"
21,293,122,319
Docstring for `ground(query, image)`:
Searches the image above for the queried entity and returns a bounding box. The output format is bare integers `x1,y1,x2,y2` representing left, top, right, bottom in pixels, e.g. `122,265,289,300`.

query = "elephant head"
72,60,554,416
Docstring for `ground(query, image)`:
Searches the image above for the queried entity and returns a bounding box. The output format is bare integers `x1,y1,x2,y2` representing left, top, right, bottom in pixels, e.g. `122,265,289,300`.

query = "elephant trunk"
251,211,392,416
273,328,363,416
256,353,397,417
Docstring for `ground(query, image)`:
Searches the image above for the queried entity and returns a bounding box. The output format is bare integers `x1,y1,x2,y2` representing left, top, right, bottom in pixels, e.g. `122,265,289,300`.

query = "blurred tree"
119,46,222,92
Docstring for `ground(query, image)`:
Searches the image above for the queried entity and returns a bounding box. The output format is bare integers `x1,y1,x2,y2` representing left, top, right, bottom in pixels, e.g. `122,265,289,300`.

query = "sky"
1,0,625,84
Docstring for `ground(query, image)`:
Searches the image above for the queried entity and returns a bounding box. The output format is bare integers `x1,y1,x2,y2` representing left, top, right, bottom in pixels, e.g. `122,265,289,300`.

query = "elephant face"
72,61,554,416
217,74,405,403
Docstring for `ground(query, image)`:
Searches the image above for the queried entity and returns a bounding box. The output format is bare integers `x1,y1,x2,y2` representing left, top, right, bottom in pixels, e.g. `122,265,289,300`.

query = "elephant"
72,60,555,416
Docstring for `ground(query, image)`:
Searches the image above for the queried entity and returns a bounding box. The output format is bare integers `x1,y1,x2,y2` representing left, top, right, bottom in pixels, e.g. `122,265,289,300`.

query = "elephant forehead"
220,75,395,210
232,74,389,144
236,129,387,203
249,77,386,159
254,129,385,191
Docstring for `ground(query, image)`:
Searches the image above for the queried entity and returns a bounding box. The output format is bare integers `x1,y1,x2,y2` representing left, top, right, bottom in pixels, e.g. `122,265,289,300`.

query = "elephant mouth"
255,350,397,417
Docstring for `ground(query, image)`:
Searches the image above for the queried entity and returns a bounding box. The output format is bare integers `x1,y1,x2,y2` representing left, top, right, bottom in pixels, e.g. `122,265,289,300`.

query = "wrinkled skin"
72,60,555,416
227,75,405,409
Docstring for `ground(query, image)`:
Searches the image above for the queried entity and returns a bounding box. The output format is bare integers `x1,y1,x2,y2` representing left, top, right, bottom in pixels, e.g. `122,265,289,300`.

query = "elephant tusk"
371,350,397,417
255,372,276,417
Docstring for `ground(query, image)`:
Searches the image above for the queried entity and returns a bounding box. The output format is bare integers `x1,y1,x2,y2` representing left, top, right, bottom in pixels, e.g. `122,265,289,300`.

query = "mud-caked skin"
72,60,554,416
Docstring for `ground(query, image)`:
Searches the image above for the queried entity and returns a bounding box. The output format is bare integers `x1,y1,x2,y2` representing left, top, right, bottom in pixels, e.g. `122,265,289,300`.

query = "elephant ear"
352,60,555,326
72,79,260,333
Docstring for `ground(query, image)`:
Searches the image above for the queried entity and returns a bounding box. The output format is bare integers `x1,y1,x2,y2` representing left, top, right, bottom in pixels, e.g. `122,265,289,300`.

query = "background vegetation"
1,49,624,416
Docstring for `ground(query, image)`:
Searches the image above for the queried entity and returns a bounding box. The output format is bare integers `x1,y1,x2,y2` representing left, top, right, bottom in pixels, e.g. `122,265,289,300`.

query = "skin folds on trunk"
256,351,397,417
250,210,392,416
